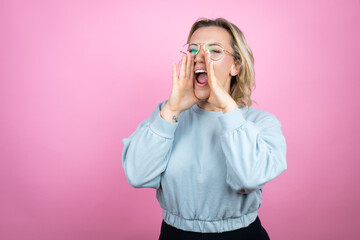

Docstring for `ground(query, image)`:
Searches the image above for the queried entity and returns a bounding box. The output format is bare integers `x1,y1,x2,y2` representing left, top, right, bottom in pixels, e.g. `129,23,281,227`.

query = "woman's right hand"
160,52,198,122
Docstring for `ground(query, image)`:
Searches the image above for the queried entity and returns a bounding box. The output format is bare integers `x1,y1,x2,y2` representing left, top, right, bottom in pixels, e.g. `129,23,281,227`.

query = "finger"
185,52,191,82
189,55,194,85
172,63,178,85
209,61,216,86
179,54,187,81
204,51,214,87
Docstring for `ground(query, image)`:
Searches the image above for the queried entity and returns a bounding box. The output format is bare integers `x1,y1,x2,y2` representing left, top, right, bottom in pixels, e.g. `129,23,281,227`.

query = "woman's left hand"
204,51,238,113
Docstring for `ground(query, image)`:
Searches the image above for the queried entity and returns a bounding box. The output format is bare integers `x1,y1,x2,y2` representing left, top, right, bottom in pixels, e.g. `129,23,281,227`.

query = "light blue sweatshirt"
121,101,287,233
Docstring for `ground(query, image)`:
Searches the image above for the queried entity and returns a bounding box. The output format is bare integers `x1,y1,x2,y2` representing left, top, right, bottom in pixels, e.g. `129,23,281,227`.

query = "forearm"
122,101,179,189
219,111,287,193
160,103,182,123
221,98,238,114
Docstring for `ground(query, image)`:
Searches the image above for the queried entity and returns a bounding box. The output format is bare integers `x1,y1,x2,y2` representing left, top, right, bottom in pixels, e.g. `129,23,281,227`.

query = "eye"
210,49,221,53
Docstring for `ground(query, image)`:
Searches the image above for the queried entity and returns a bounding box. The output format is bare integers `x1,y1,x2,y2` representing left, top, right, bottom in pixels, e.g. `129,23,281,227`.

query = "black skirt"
159,216,270,240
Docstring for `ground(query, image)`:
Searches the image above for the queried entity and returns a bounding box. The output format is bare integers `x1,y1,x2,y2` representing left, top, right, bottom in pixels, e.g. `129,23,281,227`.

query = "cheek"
213,62,231,81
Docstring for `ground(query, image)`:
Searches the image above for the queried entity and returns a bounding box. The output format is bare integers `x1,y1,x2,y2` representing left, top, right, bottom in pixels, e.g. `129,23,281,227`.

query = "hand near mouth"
161,52,199,122
204,51,239,114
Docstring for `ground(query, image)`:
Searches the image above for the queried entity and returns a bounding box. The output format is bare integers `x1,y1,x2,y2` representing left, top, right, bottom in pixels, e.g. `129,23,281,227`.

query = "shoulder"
241,106,281,128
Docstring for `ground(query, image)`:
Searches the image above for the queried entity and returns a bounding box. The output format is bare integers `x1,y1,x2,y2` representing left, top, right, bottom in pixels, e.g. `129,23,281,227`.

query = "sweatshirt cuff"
218,109,246,132
149,112,179,139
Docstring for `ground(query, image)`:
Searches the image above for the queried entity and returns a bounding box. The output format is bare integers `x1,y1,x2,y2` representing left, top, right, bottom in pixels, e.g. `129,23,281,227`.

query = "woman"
122,17,287,240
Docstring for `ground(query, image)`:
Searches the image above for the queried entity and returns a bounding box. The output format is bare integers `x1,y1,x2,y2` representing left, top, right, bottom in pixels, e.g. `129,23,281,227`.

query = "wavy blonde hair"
186,17,257,108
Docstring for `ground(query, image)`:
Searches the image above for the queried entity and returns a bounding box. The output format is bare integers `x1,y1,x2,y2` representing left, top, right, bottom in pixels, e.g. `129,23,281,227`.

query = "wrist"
222,99,238,114
160,103,181,122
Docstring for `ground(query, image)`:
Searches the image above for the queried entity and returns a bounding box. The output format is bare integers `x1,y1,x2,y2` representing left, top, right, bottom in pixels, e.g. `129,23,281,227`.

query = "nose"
194,46,206,62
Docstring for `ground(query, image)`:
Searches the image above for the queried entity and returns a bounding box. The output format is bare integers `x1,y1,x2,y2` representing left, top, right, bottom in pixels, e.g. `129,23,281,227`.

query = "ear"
230,60,241,76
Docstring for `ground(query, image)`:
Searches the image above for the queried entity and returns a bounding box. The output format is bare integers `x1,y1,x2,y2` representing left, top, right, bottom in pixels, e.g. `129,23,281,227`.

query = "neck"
197,101,222,112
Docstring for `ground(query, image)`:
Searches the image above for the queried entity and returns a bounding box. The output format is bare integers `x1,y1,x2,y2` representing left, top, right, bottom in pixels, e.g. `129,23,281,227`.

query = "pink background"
1,0,359,239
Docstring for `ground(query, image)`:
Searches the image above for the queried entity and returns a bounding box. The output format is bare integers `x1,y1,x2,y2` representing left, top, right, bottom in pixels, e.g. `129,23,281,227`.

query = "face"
189,26,240,101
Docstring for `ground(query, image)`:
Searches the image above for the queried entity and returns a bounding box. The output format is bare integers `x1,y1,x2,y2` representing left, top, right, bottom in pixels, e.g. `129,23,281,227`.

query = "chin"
194,88,210,100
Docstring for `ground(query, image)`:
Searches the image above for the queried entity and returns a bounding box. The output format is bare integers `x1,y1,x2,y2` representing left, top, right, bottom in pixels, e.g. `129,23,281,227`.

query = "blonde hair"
186,17,257,108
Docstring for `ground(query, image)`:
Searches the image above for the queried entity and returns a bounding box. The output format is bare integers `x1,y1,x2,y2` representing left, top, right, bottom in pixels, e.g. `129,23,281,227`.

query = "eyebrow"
189,42,223,46
208,42,222,46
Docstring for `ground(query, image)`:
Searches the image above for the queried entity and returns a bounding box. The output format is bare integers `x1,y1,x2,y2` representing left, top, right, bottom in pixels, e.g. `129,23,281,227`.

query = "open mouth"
194,69,208,86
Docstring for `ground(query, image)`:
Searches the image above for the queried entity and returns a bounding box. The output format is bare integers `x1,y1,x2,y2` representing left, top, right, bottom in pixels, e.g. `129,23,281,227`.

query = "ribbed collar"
191,104,224,117
191,104,248,117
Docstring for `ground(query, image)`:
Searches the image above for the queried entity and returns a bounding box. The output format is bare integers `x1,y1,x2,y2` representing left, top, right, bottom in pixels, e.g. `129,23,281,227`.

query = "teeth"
195,70,207,74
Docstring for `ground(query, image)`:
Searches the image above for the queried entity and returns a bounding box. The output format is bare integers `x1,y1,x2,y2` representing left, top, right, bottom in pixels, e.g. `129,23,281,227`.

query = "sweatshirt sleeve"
121,102,178,189
218,109,287,194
